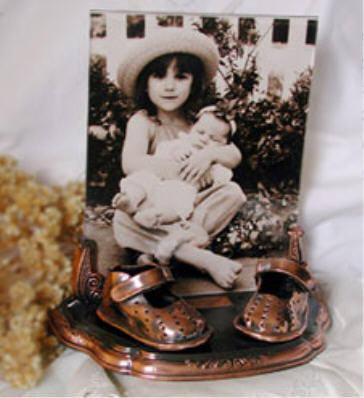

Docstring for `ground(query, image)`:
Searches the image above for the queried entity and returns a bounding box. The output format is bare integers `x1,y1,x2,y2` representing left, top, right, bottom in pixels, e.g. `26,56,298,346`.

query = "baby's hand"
179,150,213,185
197,170,213,190
172,146,192,162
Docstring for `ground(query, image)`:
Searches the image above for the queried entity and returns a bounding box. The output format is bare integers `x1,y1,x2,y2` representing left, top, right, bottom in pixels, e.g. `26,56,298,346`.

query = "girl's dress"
113,111,245,256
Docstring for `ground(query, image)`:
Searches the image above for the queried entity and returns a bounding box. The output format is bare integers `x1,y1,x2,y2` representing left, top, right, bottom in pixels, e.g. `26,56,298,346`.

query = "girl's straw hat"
117,27,220,97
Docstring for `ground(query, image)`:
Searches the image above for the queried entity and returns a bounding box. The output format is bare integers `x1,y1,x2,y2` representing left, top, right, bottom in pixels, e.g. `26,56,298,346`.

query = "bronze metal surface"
96,268,213,351
49,236,330,381
49,290,330,380
233,226,317,343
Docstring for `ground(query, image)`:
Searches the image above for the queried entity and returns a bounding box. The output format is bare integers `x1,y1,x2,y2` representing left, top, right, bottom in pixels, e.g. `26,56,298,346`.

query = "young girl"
113,27,246,289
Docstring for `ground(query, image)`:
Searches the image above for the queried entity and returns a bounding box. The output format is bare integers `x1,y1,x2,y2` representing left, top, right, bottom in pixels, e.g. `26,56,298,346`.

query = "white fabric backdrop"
0,0,362,396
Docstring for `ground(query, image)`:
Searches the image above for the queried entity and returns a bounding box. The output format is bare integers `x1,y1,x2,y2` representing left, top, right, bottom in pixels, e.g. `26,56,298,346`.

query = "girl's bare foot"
173,239,242,289
202,254,242,289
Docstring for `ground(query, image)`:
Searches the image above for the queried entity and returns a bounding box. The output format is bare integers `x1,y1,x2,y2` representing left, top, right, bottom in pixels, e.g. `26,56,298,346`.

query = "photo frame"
84,11,318,292
49,10,331,380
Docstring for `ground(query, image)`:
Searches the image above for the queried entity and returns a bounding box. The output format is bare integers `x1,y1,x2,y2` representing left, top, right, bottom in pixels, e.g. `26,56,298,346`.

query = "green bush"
232,68,312,195
209,192,298,258
86,55,134,205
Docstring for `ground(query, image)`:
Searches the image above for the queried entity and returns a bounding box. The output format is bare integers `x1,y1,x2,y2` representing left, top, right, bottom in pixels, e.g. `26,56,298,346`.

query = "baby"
112,107,238,229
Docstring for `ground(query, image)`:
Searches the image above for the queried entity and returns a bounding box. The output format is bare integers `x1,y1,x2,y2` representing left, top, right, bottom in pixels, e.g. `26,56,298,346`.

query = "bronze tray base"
49,290,330,381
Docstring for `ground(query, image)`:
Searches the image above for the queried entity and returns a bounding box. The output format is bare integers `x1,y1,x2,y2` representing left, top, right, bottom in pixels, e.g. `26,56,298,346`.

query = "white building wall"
254,17,316,98
90,13,317,99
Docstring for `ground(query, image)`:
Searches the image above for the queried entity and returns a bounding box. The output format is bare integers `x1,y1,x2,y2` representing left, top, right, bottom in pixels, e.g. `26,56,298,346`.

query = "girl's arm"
205,143,242,169
122,112,180,179
179,143,242,184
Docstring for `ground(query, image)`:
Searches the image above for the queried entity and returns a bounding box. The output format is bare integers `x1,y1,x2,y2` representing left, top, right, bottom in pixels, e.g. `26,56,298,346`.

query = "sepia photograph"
1,0,361,394
84,11,318,295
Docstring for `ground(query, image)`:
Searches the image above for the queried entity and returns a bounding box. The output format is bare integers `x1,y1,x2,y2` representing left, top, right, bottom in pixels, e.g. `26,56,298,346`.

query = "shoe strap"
256,258,316,291
110,266,174,303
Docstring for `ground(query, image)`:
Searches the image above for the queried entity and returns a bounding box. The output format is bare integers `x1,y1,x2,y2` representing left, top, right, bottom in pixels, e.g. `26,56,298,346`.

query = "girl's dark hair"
134,53,206,118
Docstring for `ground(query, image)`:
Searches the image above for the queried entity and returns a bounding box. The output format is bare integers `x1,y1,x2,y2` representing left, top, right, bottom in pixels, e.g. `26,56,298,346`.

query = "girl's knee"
225,182,246,207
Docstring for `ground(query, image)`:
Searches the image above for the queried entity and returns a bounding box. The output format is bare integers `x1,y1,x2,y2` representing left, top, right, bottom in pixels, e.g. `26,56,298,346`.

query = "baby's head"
189,108,234,149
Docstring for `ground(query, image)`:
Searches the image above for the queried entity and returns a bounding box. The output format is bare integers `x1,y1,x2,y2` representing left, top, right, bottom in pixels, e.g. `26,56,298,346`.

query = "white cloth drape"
0,0,362,396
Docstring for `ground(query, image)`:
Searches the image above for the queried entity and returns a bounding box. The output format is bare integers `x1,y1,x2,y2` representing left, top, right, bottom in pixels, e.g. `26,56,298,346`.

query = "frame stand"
48,238,330,381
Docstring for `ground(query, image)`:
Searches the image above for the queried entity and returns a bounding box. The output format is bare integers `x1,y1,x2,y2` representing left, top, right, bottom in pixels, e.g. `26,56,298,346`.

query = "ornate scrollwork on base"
87,273,105,304
72,239,105,306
